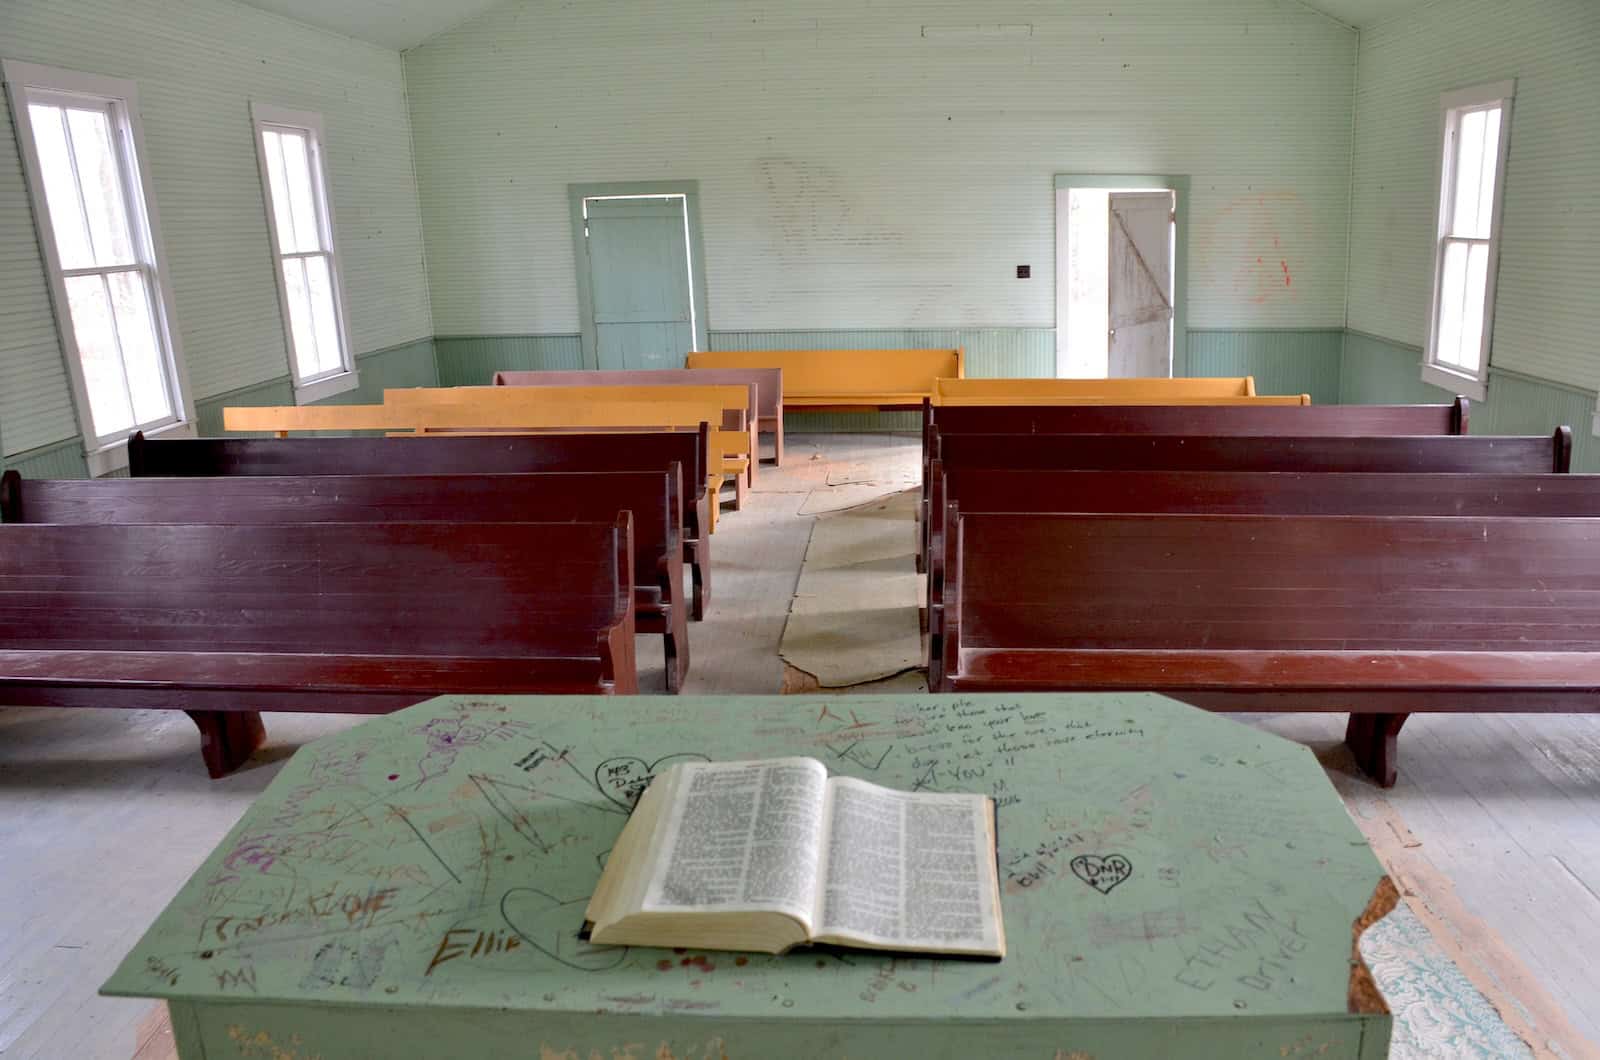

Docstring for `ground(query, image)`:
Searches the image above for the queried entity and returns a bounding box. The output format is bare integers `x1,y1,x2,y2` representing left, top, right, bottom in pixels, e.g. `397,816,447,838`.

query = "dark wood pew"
0,518,636,778
495,367,784,465
1,469,691,694
919,424,1569,570
914,397,1472,571
129,427,716,621
925,465,1600,597
932,428,1571,474
933,506,1600,786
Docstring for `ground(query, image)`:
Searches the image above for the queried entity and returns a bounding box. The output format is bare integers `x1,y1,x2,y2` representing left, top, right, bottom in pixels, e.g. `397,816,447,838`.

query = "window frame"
1422,79,1515,402
249,103,358,404
2,59,195,475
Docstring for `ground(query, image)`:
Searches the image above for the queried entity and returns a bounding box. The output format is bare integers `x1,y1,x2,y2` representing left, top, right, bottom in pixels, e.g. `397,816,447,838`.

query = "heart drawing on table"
1069,854,1133,895
593,753,710,810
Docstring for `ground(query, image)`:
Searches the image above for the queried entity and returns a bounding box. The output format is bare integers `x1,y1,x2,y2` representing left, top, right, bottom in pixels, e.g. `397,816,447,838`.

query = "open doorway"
1054,175,1189,379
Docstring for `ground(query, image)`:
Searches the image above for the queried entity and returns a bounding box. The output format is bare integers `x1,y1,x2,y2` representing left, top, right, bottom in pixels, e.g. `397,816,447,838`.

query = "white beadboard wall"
1345,0,1600,390
0,0,432,455
404,0,1357,337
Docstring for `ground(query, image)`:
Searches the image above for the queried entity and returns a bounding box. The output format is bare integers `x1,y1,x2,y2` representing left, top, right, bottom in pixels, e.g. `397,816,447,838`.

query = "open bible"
583,757,1005,958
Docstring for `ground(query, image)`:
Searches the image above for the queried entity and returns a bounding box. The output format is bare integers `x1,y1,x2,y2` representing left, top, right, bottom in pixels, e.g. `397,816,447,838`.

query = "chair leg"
1344,712,1409,787
186,710,266,779
732,472,747,511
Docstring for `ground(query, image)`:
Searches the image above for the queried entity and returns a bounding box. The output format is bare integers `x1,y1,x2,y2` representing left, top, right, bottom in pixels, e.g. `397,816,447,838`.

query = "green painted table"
104,693,1396,1058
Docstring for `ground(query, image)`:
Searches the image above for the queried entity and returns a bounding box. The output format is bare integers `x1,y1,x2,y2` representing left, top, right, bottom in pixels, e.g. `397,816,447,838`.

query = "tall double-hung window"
1422,80,1515,400
4,60,193,472
251,104,356,401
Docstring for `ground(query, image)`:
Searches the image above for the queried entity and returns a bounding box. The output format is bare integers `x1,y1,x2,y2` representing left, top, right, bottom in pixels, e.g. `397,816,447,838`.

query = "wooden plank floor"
1,433,1597,1057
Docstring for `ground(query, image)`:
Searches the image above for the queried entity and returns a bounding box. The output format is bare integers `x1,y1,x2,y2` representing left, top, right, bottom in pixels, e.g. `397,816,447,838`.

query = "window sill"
1420,362,1487,403
87,419,196,477
293,370,361,405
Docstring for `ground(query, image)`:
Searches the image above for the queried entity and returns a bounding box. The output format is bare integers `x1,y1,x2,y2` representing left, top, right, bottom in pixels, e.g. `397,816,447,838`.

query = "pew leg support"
1344,712,1409,788
186,710,266,779
685,541,710,621
772,424,784,467
663,621,689,694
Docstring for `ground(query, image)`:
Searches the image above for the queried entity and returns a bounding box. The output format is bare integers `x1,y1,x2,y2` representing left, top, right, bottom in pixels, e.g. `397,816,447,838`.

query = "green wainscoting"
1339,330,1597,472
434,335,584,385
1188,329,1344,405
4,437,92,479
3,339,438,478
195,337,438,434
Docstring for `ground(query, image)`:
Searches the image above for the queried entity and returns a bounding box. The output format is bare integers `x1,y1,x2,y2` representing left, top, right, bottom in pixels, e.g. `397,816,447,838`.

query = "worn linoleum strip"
1332,750,1596,1060
780,489,923,687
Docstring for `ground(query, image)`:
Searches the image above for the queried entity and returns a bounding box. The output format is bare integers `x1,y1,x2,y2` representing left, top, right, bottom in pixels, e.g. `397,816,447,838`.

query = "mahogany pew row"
0,519,636,778
928,465,1600,592
921,428,1573,578
933,506,1600,787
931,428,1571,474
1,469,692,694
129,428,717,621
914,397,1474,570
495,367,784,466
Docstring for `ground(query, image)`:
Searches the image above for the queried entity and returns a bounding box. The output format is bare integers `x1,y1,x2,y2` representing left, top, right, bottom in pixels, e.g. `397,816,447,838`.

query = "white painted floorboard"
1,434,1597,1057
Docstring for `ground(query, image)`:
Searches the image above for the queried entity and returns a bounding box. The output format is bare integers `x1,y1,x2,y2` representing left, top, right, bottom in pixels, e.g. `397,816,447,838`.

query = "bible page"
814,778,1001,954
640,757,826,928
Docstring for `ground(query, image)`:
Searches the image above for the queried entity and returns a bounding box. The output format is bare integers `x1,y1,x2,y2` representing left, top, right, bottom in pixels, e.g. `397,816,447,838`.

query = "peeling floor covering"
0,433,1596,1058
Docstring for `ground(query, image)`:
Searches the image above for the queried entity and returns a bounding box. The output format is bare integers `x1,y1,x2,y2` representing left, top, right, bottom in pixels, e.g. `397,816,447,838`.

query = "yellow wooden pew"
223,404,414,434
686,348,963,413
385,385,755,506
221,400,744,526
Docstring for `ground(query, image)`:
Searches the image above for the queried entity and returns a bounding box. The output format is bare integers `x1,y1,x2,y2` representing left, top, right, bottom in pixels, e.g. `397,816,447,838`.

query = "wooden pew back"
934,466,1600,520
933,429,1572,474
129,428,709,533
923,397,1469,437
388,383,750,430
686,348,962,404
932,376,1262,404
926,467,1600,613
494,369,775,424
0,519,631,659
0,469,678,602
131,429,709,503
950,510,1600,655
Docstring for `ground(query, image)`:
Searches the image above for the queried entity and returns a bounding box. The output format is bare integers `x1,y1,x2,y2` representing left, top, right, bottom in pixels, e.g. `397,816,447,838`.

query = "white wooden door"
1107,191,1174,378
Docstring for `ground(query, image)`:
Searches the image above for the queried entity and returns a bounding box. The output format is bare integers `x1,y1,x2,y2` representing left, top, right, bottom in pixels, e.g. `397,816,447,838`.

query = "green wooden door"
584,197,694,370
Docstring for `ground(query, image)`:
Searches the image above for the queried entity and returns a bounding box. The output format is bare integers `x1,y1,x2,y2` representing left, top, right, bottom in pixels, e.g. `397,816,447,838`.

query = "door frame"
568,180,711,370
1053,174,1190,378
